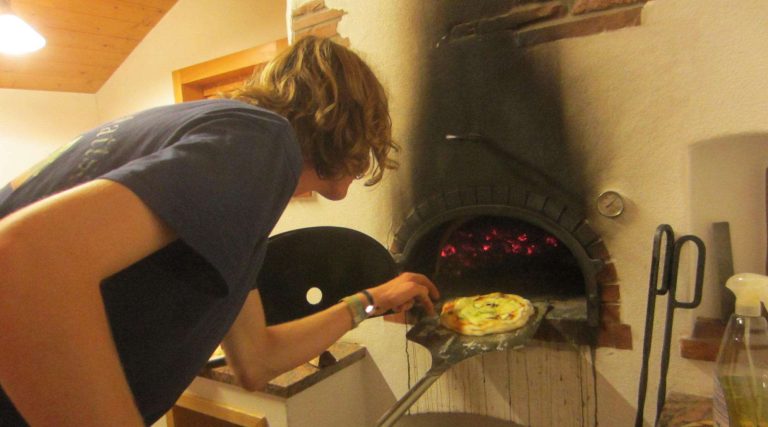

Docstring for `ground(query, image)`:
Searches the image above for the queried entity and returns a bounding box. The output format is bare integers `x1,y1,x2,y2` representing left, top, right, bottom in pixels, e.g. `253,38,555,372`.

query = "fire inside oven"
430,216,585,302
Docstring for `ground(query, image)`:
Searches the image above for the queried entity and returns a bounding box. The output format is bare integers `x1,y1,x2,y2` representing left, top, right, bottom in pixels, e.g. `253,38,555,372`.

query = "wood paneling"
408,340,597,426
0,0,177,93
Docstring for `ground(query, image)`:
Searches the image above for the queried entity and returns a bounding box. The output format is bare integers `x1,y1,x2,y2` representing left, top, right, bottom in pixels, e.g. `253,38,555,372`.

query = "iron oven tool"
634,224,705,427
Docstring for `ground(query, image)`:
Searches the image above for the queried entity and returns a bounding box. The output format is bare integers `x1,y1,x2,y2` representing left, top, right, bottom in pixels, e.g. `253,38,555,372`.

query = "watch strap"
360,289,375,311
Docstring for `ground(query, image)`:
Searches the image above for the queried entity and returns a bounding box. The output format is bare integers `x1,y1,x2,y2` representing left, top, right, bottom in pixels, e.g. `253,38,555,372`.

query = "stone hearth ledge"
197,341,366,398
658,393,712,427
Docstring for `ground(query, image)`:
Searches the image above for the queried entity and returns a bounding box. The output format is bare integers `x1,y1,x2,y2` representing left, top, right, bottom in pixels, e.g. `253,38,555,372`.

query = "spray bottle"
713,273,768,426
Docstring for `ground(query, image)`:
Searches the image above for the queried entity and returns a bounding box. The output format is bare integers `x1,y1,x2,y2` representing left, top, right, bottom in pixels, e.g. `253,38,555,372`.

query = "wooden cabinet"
167,393,266,427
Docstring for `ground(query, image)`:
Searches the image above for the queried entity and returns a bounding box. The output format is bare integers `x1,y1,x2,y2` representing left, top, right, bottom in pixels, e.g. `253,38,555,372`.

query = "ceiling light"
0,0,45,55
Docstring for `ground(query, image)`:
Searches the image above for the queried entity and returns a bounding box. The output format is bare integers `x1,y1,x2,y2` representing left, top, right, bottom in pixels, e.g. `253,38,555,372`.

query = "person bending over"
0,35,439,426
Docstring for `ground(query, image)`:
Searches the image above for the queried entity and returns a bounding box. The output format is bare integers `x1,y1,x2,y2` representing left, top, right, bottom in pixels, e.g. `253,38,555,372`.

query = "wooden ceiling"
0,0,177,93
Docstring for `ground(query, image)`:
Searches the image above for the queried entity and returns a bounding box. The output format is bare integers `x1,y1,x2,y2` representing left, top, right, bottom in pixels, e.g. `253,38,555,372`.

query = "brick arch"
391,185,631,349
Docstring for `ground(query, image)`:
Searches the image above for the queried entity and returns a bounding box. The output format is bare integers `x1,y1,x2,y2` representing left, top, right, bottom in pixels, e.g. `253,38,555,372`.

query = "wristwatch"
341,290,376,328
360,290,376,315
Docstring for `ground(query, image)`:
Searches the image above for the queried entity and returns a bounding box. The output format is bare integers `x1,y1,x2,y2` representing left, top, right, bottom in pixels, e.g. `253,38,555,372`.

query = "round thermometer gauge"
597,191,625,218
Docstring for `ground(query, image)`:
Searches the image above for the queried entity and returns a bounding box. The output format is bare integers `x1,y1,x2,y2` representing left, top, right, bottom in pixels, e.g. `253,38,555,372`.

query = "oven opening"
406,215,586,306
431,216,585,302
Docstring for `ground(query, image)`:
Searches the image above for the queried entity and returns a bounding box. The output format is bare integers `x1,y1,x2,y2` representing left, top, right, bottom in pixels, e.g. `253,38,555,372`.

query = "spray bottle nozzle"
726,273,768,317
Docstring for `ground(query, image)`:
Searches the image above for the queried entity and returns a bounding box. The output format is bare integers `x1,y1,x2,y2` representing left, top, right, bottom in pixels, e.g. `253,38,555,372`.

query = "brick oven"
285,0,653,425
290,0,638,350
381,0,642,347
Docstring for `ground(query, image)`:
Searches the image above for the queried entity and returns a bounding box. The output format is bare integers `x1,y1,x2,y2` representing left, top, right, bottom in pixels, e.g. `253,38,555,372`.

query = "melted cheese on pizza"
440,292,534,336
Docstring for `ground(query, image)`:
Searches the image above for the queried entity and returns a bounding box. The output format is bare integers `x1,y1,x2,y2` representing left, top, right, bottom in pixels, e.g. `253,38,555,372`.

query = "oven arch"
391,185,605,326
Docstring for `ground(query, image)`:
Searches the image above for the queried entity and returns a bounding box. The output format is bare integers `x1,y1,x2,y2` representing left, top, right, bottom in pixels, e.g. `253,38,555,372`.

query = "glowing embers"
437,217,568,276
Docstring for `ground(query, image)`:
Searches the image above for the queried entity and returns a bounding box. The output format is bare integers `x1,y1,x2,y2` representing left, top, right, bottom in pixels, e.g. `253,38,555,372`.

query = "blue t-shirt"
0,99,302,425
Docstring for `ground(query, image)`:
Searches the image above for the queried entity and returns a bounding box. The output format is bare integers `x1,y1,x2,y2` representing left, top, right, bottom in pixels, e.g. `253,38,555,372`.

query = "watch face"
365,304,375,315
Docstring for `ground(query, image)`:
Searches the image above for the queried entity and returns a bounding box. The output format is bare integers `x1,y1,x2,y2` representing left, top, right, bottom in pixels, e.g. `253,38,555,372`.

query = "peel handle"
376,359,451,427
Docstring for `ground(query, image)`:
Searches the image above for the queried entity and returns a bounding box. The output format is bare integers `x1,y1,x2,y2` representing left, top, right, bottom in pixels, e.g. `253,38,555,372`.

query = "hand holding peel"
366,273,440,316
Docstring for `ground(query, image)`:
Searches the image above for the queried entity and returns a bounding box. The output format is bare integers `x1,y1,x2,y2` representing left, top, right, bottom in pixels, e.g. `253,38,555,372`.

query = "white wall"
0,89,98,184
554,2,768,423
96,0,287,122
690,135,768,320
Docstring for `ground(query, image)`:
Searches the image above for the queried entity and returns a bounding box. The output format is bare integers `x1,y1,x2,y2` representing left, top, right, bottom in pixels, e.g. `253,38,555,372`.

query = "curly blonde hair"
225,36,397,185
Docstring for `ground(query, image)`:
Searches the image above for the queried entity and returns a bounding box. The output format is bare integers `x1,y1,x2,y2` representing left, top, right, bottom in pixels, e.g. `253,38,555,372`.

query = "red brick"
293,8,345,32
294,21,341,40
514,5,642,47
596,261,618,285
292,0,325,17
572,0,646,15
601,284,620,302
601,303,621,324
598,323,633,349
586,240,610,261
449,1,563,38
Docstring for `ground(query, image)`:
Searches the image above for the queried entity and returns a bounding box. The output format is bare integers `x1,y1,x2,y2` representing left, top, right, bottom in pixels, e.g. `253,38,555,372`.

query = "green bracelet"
341,292,374,328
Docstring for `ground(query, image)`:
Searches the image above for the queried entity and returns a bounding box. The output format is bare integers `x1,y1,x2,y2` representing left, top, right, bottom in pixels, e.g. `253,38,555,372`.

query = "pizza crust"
439,292,534,336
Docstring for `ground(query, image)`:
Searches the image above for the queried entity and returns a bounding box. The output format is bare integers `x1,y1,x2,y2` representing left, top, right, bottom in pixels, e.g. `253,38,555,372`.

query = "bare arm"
222,273,440,391
0,179,176,426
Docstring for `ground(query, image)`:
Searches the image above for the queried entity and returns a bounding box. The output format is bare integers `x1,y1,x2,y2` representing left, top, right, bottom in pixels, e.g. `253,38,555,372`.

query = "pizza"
439,292,534,336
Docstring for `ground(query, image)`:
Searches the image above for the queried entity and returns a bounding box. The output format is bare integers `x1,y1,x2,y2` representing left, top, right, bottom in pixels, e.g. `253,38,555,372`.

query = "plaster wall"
0,89,98,184
95,0,287,122
0,0,287,185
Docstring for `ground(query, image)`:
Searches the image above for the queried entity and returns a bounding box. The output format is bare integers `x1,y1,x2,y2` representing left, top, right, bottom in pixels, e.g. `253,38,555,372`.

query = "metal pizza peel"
375,301,550,427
